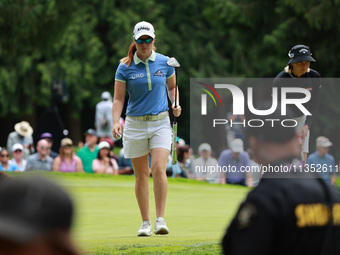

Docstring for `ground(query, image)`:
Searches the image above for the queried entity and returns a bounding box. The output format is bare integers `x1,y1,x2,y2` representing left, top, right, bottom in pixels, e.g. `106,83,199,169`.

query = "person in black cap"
273,44,321,163
222,101,340,255
0,175,80,255
40,132,59,159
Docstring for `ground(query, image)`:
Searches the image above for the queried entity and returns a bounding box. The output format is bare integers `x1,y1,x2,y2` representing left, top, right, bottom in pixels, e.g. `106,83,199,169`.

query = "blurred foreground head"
246,101,299,164
0,175,80,255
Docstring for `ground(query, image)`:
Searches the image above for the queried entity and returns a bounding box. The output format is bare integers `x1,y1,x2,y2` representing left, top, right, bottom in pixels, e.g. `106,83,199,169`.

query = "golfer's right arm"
112,80,126,137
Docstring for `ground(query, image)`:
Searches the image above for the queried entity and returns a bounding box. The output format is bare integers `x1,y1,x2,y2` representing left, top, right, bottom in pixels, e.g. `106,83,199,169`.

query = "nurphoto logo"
197,82,312,129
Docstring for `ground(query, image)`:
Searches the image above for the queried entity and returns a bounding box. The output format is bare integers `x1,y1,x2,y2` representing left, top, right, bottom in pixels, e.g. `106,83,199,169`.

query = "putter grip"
172,122,178,165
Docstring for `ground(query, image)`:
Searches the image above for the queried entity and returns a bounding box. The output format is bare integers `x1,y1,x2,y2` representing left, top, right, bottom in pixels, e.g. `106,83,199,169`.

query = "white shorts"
295,115,309,153
123,116,172,158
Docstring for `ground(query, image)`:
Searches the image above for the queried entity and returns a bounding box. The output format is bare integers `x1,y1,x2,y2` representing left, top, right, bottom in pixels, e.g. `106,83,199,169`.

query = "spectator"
100,137,119,161
118,148,134,175
177,137,186,148
0,148,20,172
225,107,245,148
95,91,114,140
246,149,261,187
0,175,81,255
77,129,99,173
8,143,27,172
7,121,34,159
219,139,252,186
166,138,189,178
307,136,336,185
25,139,53,171
78,140,84,148
53,138,84,173
40,132,59,159
273,45,321,163
166,156,182,178
177,145,191,178
101,138,132,175
191,143,219,183
92,141,119,175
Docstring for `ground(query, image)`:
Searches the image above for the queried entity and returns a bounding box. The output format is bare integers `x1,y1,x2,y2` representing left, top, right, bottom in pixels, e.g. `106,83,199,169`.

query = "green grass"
8,172,340,254
10,172,249,254
10,173,340,255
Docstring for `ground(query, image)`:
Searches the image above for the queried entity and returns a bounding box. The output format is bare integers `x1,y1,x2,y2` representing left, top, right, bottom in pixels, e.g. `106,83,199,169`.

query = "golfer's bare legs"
150,148,169,218
131,154,150,221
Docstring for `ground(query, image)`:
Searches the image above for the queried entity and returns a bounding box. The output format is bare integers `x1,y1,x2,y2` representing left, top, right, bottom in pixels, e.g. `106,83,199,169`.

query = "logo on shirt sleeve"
154,70,165,76
237,202,257,229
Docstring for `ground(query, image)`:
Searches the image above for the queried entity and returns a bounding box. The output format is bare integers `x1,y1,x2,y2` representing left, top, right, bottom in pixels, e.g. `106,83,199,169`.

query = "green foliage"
203,0,340,159
1,0,340,153
0,0,76,116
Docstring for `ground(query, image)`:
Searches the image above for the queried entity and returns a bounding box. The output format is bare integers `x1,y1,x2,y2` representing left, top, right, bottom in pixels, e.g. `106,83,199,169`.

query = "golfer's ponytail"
121,41,136,67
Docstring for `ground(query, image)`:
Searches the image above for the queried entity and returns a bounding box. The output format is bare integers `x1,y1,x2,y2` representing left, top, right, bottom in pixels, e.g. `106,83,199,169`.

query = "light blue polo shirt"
306,151,335,184
115,50,175,116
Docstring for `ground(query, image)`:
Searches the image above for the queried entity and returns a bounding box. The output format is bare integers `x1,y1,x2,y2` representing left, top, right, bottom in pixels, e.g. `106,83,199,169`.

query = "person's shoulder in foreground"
222,101,340,255
223,175,340,254
0,175,81,254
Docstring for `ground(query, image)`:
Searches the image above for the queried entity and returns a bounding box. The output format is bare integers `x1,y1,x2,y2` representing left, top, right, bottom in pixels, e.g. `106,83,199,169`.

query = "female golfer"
273,44,321,163
112,21,181,236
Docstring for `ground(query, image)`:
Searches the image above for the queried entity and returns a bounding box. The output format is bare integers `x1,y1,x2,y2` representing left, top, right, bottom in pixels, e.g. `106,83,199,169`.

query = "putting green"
11,172,250,254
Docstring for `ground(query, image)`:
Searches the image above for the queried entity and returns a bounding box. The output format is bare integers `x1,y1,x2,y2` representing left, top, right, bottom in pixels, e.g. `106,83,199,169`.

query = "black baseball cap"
288,45,316,64
0,176,73,243
246,101,297,143
84,128,97,137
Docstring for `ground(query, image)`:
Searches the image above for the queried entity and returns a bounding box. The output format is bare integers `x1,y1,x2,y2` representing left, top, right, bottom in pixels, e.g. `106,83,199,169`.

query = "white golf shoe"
137,220,152,236
154,217,169,235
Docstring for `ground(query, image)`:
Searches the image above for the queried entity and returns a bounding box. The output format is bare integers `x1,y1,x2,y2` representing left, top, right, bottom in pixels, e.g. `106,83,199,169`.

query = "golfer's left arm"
166,75,181,117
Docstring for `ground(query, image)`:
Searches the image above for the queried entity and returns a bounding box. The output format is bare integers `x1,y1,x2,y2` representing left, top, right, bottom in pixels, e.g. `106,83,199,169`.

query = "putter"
167,57,180,165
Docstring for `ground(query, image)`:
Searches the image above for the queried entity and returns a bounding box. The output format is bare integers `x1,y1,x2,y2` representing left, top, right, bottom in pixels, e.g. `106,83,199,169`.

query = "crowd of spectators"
169,136,338,187
0,121,136,176
1,119,338,188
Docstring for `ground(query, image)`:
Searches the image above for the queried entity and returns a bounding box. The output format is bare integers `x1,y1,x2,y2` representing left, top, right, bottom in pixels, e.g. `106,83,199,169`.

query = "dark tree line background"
0,0,340,160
